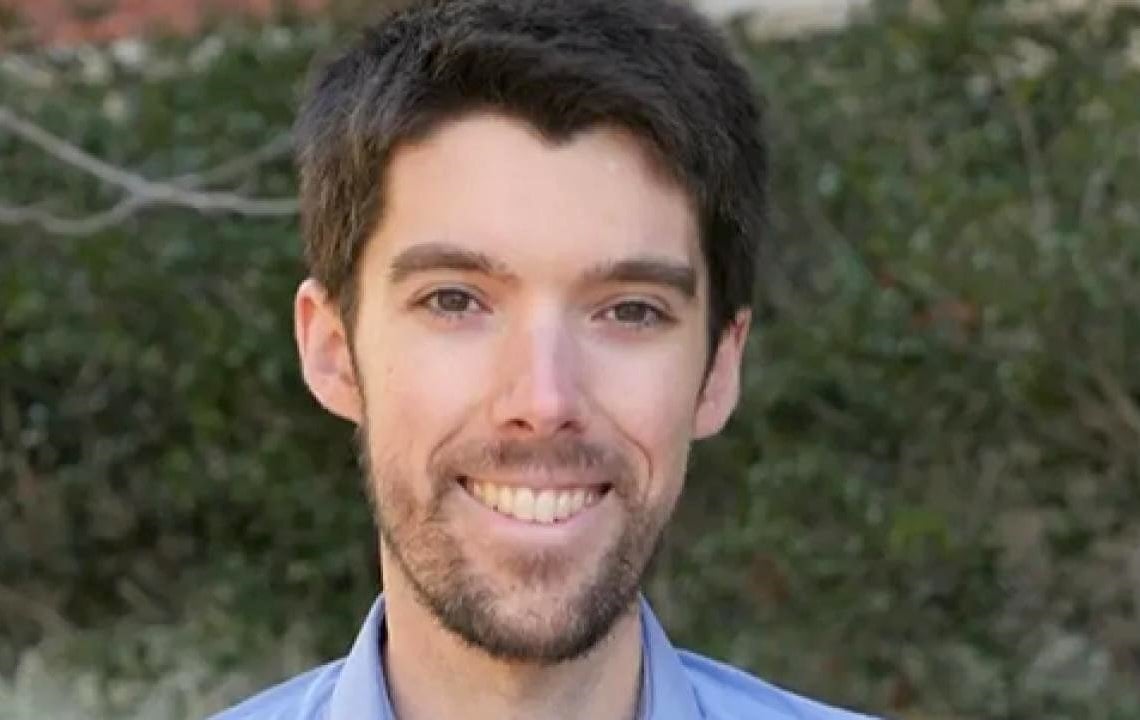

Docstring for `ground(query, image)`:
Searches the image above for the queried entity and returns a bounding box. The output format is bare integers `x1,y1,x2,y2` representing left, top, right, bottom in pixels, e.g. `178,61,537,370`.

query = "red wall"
2,0,331,46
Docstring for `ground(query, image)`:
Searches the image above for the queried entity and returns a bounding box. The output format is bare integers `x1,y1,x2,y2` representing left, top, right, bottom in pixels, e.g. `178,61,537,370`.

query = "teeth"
513,488,535,521
555,492,573,520
466,480,601,524
534,490,556,523
492,484,508,511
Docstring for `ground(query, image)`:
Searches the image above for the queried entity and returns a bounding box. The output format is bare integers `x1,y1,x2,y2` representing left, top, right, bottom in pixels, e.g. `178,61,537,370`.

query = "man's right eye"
420,288,485,317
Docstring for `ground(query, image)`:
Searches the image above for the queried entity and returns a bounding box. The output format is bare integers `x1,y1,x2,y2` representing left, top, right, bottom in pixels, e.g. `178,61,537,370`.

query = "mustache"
432,436,633,483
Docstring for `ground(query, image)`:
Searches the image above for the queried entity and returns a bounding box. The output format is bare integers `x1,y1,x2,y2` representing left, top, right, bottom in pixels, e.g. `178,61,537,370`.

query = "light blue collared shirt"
211,595,876,720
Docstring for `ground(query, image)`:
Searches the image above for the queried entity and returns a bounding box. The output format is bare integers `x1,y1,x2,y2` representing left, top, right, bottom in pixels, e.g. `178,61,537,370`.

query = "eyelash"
417,288,487,319
599,301,674,329
415,289,674,329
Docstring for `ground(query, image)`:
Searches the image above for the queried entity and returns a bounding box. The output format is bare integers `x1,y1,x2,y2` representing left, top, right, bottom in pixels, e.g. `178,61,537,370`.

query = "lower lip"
456,480,612,541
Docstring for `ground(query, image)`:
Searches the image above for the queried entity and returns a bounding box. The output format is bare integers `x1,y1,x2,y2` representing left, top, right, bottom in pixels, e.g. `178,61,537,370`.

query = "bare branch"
166,132,294,189
0,105,297,234
1007,92,1056,237
1079,138,1122,227
0,196,147,236
1089,359,1140,443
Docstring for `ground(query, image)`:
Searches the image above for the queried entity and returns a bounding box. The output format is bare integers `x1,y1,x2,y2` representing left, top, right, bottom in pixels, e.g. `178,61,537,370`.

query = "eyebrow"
581,257,697,300
388,241,697,300
388,242,517,285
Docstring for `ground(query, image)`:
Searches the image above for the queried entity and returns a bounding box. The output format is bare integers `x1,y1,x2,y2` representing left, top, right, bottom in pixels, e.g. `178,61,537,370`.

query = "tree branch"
0,105,297,235
1007,91,1056,237
0,196,148,237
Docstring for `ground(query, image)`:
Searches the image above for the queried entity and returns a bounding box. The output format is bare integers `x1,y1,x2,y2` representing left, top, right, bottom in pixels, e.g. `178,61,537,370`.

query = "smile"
459,477,609,525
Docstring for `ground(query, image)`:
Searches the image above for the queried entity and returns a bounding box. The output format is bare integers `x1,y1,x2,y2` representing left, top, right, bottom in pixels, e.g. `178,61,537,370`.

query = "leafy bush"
676,4,1140,717
0,610,316,719
2,2,1138,718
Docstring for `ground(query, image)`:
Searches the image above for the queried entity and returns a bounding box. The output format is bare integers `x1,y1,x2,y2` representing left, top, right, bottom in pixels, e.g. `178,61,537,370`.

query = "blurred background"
1,0,1139,718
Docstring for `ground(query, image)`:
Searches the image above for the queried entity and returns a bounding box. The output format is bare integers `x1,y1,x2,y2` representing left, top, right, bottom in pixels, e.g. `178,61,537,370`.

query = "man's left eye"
604,301,668,327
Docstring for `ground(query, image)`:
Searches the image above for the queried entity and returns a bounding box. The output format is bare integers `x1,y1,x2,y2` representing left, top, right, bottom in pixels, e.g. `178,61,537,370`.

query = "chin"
451,591,634,665
419,550,643,665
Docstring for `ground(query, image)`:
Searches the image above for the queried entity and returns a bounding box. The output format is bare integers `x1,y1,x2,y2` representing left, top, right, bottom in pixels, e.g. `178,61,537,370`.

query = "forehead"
366,112,703,283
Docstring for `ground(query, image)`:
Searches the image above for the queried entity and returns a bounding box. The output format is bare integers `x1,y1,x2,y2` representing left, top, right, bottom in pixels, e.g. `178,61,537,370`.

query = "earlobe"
294,278,363,424
693,309,751,439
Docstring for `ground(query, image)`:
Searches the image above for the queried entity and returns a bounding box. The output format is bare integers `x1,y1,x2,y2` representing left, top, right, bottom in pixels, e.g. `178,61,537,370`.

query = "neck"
379,564,644,720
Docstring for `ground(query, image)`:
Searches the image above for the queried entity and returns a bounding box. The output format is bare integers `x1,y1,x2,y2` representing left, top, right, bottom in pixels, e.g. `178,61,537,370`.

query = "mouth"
458,476,611,526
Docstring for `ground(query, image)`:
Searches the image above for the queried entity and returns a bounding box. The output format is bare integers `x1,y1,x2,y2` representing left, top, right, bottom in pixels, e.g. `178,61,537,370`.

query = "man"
215,0,876,718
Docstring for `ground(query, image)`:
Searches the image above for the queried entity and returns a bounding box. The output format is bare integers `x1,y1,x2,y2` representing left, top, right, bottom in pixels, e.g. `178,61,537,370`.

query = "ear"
693,309,751,439
294,278,363,424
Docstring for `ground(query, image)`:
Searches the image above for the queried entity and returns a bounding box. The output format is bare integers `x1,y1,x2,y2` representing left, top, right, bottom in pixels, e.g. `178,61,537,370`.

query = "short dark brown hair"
295,0,767,352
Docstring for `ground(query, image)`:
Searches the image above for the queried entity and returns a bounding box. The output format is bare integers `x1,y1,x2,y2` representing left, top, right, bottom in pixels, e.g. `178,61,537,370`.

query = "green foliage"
0,609,316,719
2,4,1138,718
0,18,374,672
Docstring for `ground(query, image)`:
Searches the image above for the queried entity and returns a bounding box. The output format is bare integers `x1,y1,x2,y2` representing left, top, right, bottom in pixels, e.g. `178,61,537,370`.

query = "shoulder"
678,650,880,720
207,660,345,720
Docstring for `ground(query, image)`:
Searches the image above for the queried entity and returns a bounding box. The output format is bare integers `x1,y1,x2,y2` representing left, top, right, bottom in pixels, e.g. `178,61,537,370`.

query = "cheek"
355,328,492,480
585,340,704,492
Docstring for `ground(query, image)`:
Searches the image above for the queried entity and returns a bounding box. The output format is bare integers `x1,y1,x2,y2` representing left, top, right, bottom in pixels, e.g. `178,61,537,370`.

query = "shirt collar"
327,594,703,720
637,595,705,719
327,596,389,720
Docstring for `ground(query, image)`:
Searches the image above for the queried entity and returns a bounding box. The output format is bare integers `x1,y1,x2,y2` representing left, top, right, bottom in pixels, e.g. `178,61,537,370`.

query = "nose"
489,312,585,437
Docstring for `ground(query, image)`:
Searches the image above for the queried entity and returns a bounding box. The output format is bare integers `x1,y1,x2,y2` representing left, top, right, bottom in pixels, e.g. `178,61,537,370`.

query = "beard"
357,421,671,666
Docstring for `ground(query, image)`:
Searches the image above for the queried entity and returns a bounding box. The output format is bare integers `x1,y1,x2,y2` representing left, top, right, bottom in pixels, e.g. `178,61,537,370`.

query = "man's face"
296,113,748,664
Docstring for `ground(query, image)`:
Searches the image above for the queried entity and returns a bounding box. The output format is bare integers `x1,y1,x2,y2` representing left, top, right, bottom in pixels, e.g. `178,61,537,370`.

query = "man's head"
293,0,766,665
